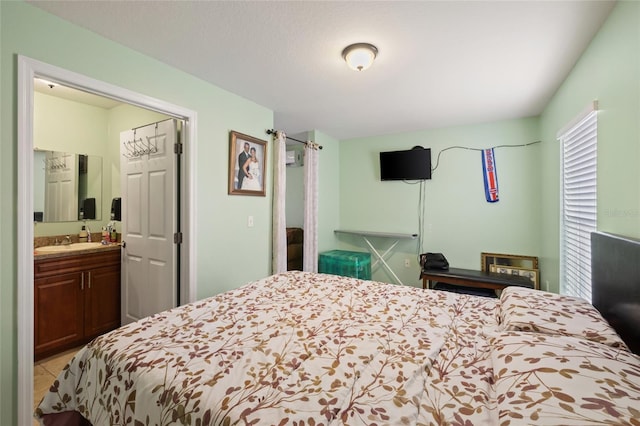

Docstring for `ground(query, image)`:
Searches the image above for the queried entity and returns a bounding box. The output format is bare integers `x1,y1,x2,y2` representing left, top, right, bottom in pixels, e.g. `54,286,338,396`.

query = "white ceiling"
28,1,615,140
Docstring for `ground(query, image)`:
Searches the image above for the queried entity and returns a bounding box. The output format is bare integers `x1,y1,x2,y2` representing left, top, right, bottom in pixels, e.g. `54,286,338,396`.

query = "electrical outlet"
404,258,411,268
247,215,254,227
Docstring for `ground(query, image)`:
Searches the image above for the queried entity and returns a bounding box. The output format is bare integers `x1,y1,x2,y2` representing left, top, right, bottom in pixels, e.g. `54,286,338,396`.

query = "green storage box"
318,250,371,280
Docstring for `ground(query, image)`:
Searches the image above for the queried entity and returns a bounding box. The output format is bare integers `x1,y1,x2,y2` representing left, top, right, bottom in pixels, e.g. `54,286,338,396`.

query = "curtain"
303,142,320,272
271,131,287,274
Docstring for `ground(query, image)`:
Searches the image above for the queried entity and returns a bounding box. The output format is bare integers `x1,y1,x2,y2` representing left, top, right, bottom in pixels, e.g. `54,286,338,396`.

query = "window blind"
559,109,597,302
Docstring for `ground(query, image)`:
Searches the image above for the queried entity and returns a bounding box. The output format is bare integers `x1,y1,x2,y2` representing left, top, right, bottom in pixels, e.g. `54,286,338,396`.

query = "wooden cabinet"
34,272,85,358
34,248,121,361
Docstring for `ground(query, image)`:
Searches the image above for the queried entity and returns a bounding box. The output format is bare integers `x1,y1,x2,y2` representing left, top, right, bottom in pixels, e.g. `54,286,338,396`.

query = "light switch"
248,215,254,227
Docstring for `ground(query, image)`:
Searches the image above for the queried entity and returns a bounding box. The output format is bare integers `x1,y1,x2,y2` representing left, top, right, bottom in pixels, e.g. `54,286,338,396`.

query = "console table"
421,267,534,292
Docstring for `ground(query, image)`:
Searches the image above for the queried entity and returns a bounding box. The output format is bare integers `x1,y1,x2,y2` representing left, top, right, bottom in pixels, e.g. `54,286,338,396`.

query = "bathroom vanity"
34,244,121,361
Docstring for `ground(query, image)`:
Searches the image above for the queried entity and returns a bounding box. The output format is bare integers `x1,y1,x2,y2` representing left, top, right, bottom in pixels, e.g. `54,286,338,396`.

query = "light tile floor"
33,347,81,425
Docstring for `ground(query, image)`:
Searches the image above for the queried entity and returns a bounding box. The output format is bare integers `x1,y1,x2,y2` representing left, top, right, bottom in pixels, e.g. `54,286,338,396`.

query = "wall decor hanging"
228,131,267,196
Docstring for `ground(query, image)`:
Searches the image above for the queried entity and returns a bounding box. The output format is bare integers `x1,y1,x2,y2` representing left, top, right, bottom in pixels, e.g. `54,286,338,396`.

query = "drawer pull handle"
81,273,84,291
88,271,91,289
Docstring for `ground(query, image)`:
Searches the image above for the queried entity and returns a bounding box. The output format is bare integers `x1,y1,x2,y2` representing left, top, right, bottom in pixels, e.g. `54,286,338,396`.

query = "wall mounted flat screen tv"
379,147,431,180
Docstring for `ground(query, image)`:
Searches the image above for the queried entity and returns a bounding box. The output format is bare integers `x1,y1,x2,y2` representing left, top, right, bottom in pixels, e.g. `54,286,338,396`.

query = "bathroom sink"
35,242,106,254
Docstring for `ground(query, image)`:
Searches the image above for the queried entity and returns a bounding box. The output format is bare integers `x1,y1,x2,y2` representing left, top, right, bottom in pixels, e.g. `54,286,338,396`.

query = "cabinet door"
34,272,84,359
84,264,121,339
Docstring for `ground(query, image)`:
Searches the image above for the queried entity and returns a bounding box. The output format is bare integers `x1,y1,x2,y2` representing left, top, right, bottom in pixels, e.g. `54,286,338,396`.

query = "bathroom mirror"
33,150,103,222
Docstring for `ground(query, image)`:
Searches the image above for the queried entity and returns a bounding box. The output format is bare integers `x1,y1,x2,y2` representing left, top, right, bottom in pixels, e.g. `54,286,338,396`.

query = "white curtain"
303,142,320,272
271,131,287,274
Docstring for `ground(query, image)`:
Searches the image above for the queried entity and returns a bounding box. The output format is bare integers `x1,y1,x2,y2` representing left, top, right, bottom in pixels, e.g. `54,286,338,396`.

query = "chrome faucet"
62,235,72,245
85,224,92,242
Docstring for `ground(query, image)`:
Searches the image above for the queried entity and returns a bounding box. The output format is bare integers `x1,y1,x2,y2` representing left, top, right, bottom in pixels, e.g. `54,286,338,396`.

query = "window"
559,106,597,302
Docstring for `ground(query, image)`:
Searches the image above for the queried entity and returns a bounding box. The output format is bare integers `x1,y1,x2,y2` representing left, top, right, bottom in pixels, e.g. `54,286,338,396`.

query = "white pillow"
498,286,628,350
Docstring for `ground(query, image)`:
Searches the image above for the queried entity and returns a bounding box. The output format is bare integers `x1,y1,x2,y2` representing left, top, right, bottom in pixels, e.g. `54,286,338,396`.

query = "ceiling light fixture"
342,43,378,72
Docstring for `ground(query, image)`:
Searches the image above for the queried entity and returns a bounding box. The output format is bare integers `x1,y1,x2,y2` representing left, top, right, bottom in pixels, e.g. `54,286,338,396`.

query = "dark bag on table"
420,252,449,271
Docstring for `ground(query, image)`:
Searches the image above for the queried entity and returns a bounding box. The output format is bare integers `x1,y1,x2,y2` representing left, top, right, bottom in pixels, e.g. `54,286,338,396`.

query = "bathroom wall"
33,91,109,237
106,103,173,201
33,91,169,237
106,103,173,235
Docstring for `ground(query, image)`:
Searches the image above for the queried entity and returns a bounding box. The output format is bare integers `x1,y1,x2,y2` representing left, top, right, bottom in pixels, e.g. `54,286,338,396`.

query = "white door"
120,119,179,325
44,151,78,222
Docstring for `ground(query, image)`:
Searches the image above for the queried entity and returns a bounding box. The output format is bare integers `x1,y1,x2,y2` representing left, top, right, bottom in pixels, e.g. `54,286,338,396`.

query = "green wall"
283,131,340,258
539,1,640,293
313,130,341,253
1,2,273,423
285,144,305,228
338,117,541,287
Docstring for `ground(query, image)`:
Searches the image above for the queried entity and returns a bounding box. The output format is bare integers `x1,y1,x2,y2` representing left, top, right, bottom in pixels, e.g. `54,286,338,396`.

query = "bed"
36,233,640,425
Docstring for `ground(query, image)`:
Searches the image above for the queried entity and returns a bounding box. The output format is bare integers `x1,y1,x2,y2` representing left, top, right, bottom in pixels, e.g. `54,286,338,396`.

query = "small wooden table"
421,267,534,292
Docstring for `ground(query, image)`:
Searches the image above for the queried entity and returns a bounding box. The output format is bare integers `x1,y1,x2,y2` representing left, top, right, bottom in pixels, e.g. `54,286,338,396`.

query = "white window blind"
559,108,597,302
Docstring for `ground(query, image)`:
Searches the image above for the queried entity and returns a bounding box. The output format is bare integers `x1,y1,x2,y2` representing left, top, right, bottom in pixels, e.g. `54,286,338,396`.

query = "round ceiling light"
342,43,378,72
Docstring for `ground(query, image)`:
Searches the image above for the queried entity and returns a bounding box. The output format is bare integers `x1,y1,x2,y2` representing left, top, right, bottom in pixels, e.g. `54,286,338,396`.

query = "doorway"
17,55,198,425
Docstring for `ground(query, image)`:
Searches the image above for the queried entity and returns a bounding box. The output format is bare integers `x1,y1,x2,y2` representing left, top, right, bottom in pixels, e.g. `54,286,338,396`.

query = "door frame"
16,55,198,425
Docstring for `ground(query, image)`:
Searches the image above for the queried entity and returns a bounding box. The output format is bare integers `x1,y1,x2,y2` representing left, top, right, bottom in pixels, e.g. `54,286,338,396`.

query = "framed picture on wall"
228,131,267,196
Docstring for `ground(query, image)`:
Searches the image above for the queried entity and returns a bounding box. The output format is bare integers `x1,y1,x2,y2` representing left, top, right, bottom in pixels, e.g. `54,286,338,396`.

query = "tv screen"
379,147,431,180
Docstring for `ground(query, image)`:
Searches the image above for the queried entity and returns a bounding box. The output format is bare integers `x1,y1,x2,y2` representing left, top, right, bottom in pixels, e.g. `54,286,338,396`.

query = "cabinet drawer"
35,249,120,277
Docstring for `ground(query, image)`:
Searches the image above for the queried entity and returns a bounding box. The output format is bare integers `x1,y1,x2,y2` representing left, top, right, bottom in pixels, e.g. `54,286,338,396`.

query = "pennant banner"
482,148,499,203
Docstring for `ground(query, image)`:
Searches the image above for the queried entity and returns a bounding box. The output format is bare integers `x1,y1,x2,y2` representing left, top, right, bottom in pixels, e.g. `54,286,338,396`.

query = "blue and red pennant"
482,148,499,203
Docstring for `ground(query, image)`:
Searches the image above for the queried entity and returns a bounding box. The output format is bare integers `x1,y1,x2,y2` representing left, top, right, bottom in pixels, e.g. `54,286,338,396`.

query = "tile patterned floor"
33,347,81,425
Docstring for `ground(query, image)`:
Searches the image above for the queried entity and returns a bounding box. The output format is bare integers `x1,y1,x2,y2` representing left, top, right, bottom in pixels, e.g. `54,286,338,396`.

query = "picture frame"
489,264,539,289
228,131,267,196
481,252,539,272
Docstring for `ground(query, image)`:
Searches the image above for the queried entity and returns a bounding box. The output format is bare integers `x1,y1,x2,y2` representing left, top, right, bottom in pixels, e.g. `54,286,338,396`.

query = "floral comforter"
36,272,640,425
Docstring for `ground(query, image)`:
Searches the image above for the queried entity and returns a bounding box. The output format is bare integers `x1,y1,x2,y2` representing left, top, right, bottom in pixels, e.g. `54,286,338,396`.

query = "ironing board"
334,230,418,285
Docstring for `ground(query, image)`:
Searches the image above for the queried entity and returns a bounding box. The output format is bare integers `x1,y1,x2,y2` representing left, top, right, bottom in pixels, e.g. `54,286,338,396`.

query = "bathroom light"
38,78,57,88
342,43,378,71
